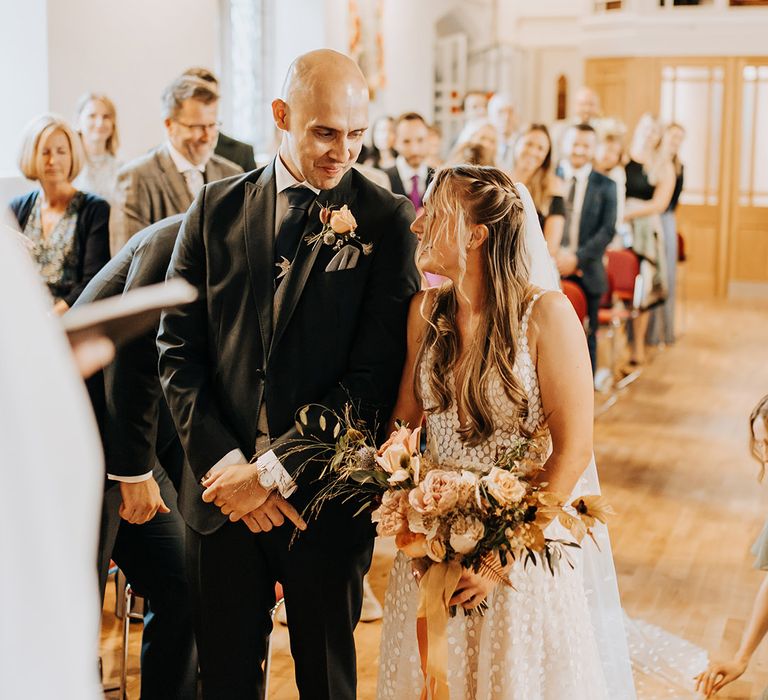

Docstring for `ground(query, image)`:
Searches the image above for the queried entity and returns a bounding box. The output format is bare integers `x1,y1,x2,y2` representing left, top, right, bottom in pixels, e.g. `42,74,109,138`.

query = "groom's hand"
242,492,307,534
201,463,271,520
119,477,171,524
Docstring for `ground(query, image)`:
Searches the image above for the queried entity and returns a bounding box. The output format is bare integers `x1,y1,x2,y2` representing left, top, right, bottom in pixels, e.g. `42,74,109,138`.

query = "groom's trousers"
186,519,375,700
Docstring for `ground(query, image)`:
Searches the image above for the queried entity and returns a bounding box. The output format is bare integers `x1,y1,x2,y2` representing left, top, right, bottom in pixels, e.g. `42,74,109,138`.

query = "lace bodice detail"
419,291,551,473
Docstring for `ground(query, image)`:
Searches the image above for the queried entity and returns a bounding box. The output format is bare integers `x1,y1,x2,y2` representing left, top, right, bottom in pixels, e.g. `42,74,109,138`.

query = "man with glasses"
110,75,242,254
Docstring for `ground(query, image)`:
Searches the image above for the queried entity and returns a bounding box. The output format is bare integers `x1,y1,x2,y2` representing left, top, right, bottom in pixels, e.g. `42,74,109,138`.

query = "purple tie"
409,174,422,211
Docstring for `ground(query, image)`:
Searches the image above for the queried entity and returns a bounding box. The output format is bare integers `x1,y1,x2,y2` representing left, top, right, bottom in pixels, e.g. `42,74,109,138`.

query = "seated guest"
111,75,242,253
451,120,499,167
448,141,495,167
511,123,565,256
183,67,257,172
73,93,122,205
556,123,617,374
362,115,397,170
462,89,489,122
76,215,197,700
11,114,110,314
425,123,443,170
385,112,434,210
488,93,520,171
595,131,628,243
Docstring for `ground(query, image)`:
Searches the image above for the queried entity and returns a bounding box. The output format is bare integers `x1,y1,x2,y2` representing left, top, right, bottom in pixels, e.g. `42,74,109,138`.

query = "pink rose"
371,490,408,536
330,205,357,234
409,470,460,516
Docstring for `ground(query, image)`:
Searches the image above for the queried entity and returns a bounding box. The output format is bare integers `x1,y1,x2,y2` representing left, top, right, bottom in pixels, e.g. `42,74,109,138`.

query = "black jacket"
215,132,257,172
384,165,434,198
10,190,110,306
157,163,419,535
75,215,184,479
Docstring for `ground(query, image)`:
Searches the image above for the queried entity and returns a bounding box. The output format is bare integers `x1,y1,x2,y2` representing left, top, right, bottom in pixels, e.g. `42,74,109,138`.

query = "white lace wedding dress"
377,291,620,700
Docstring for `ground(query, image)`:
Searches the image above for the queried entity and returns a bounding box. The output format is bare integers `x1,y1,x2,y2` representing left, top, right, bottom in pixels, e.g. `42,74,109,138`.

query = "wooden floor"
101,298,768,699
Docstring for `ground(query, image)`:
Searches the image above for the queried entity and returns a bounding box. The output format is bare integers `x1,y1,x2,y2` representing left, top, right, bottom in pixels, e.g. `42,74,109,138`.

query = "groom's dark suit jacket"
158,162,419,537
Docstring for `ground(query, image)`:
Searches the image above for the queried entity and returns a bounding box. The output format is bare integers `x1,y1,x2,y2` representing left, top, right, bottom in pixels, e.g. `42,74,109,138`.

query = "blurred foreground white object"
0,227,103,699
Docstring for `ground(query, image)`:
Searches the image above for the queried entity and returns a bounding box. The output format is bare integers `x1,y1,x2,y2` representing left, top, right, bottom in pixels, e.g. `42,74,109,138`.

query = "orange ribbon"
416,561,463,700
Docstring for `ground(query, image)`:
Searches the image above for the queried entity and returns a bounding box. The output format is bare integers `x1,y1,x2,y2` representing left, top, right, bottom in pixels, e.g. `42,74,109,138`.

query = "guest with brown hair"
511,123,565,255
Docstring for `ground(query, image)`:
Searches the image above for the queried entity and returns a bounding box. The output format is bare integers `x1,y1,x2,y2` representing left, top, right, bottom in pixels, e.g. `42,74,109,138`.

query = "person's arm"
576,179,617,267
533,291,594,496
386,289,432,434
623,162,676,221
695,574,768,697
63,198,111,308
111,169,151,254
544,199,565,256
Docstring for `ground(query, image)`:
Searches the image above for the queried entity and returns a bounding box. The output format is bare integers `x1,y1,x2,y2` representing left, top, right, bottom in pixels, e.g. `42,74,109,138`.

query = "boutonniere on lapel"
305,204,373,272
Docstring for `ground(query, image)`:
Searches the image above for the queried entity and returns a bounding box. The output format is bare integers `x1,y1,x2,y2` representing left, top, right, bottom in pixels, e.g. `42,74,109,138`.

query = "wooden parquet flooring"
101,299,768,699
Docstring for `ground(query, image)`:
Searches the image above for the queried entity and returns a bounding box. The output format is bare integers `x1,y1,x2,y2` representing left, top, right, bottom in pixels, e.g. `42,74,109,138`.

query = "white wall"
46,0,219,162
0,0,48,176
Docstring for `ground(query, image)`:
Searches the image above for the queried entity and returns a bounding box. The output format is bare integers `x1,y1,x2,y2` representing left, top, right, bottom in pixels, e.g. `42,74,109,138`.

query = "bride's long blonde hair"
415,165,533,446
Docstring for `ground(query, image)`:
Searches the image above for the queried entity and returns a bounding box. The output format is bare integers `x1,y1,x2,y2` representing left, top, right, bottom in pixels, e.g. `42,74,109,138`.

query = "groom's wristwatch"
255,463,278,495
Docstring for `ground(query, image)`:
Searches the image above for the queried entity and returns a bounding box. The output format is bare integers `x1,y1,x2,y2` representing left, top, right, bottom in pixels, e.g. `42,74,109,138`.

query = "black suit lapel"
244,164,276,354
271,171,359,353
387,167,406,196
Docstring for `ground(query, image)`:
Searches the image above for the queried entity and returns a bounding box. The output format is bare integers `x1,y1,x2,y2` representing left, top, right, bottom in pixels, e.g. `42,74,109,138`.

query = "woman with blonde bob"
73,93,122,204
377,165,634,699
10,114,110,313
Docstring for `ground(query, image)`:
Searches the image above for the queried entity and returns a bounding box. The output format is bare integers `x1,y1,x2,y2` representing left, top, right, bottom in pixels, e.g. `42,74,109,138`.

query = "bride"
376,165,635,699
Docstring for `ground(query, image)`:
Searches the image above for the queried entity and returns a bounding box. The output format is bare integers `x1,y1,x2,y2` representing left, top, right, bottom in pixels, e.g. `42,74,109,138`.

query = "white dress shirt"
394,155,429,198
167,142,206,198
210,155,321,498
560,161,592,253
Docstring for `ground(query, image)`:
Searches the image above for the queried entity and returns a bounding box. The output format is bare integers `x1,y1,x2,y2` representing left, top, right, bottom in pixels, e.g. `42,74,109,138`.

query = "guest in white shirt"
595,131,628,246
110,75,242,254
383,112,433,211
73,93,122,205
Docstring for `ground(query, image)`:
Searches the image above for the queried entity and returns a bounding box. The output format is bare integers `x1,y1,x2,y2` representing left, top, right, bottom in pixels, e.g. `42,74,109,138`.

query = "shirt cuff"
107,471,153,483
256,449,297,498
212,448,248,473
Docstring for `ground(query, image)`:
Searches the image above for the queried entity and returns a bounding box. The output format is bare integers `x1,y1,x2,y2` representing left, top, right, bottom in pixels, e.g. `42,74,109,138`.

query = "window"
220,0,274,158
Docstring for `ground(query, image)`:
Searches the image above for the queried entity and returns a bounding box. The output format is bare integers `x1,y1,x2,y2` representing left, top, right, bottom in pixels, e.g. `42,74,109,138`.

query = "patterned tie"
274,187,316,285
183,169,204,198
408,174,422,211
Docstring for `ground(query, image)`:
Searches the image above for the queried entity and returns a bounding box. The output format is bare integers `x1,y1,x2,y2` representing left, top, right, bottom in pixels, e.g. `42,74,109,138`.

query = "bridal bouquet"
298,405,613,699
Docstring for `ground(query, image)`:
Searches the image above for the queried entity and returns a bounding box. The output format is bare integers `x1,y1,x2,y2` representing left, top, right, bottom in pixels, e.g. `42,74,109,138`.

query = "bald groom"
158,51,419,698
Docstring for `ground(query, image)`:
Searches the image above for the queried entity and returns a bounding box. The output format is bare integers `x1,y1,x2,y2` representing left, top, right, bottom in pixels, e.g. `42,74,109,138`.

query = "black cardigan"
10,190,111,306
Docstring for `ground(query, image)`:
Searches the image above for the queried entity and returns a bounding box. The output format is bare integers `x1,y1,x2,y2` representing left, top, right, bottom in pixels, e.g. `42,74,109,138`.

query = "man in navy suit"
556,124,617,373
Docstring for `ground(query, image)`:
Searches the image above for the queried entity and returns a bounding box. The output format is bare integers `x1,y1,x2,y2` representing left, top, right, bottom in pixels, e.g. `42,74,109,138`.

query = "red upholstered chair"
596,250,644,400
561,279,589,332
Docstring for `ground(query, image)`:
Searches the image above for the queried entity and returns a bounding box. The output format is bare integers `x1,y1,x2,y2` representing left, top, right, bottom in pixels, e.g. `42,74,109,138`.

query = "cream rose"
409,470,460,516
375,442,410,474
449,515,485,554
482,467,527,505
425,535,447,563
407,506,438,539
330,205,357,234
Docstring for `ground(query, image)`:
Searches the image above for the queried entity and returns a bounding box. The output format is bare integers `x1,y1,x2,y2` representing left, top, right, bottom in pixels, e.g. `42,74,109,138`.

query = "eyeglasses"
173,120,222,136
